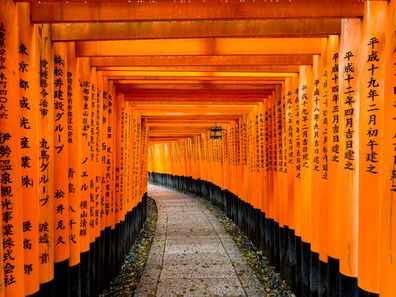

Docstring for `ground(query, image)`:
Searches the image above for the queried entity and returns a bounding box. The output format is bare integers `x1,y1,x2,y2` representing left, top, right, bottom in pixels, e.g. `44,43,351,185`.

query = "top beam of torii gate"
20,0,368,23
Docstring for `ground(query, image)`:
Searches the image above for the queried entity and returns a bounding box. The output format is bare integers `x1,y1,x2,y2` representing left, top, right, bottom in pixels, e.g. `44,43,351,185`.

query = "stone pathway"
135,184,266,297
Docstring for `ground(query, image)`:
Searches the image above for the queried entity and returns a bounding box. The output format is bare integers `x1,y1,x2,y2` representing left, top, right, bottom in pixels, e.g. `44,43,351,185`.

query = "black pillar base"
30,194,148,297
149,173,379,297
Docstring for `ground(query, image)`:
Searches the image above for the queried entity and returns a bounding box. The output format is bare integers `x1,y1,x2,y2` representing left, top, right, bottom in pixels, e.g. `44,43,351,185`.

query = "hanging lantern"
209,123,224,139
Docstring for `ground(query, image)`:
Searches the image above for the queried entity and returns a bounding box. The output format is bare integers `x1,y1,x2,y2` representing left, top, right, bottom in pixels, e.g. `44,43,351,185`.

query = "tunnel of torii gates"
0,0,395,296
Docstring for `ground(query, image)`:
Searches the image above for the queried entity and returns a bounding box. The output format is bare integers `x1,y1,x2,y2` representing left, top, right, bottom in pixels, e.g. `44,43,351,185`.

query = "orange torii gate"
0,2,148,296
0,0,395,296
148,2,395,297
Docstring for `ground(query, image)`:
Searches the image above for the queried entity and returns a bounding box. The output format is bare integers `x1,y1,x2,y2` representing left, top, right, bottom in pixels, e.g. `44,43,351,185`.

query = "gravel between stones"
101,190,294,297
101,197,158,297
193,195,295,297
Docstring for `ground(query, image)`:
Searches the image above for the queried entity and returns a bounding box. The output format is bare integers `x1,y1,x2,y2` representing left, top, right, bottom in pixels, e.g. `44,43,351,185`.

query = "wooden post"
358,1,387,294
0,1,25,295
77,57,92,254
66,41,81,270
17,3,40,295
325,33,341,297
37,23,55,287
52,41,70,266
285,77,295,231
292,74,302,239
338,18,361,295
380,1,396,296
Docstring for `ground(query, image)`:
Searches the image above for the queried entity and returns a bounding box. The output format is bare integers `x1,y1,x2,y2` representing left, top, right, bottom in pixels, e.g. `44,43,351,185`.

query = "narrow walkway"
136,184,265,297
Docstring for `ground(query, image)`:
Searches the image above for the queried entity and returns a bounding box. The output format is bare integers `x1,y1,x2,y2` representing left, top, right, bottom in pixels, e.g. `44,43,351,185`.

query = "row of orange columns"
148,1,395,295
0,2,148,296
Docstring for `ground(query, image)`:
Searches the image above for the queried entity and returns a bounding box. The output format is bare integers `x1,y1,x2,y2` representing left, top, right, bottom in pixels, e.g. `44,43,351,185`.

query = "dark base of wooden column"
149,172,377,297
29,194,147,297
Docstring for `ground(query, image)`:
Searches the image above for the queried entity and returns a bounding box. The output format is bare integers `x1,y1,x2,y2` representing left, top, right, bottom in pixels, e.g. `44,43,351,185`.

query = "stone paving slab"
156,278,246,297
165,243,226,255
162,252,230,266
160,263,238,279
166,235,221,245
135,184,266,297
